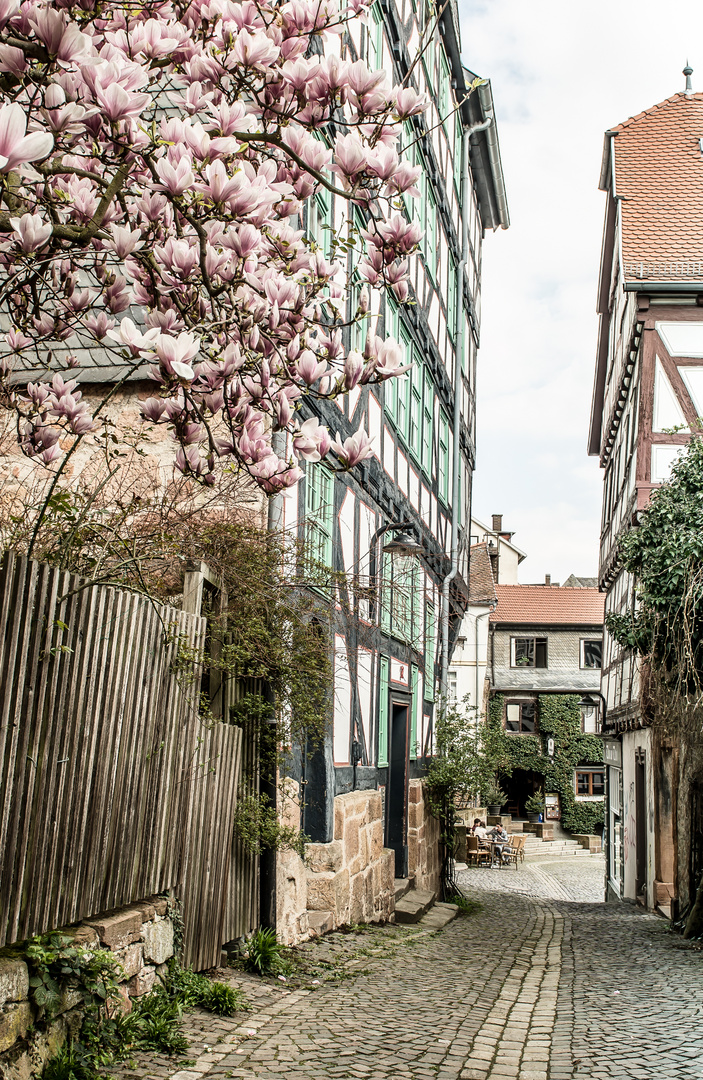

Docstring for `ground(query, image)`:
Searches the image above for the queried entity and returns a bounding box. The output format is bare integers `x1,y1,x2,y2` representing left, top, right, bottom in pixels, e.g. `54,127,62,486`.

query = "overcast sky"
461,0,703,584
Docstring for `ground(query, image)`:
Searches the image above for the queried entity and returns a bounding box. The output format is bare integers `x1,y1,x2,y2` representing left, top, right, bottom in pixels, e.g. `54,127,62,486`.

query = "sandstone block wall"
0,897,174,1080
407,779,441,896
276,785,397,945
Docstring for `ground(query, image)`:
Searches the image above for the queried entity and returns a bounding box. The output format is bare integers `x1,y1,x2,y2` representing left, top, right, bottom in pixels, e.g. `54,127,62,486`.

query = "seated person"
473,820,489,840
491,824,508,844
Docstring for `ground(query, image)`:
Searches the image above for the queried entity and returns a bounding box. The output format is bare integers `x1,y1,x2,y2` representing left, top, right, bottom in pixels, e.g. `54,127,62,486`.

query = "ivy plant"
485,694,604,834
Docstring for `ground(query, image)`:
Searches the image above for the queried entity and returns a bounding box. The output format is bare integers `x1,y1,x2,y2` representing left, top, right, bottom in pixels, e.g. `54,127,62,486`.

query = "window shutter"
378,656,389,766
424,602,435,702
410,662,419,759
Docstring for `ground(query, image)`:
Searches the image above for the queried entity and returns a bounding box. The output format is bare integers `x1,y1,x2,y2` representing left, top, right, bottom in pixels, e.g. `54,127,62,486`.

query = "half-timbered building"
589,78,703,914
275,1,509,941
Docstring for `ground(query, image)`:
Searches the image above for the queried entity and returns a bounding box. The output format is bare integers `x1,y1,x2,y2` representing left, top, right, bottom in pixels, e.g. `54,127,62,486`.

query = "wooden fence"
0,551,250,969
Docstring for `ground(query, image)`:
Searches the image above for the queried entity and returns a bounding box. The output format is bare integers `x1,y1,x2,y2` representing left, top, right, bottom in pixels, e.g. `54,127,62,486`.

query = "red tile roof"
608,93,703,281
489,585,604,626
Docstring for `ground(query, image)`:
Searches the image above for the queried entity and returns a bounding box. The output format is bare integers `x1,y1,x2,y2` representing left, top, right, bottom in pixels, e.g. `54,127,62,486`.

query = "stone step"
394,888,436,924
525,848,593,858
394,878,412,904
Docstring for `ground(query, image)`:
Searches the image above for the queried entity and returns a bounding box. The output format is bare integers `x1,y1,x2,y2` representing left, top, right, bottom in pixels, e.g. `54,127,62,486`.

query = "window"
505,701,536,734
581,639,602,669
438,49,451,129
378,655,389,766
421,367,434,474
308,188,332,258
367,0,383,70
576,770,605,797
511,637,548,669
305,464,334,568
438,408,450,503
409,354,422,460
381,553,421,645
425,188,437,280
581,705,600,734
447,255,456,340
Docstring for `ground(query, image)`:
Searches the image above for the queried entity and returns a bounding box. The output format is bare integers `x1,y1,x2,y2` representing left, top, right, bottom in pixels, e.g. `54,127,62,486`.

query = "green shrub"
42,1044,95,1080
164,962,245,1015
242,928,287,976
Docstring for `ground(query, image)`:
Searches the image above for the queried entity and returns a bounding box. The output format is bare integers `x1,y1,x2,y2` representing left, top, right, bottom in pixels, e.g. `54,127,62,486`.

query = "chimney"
545,574,551,586
492,514,503,533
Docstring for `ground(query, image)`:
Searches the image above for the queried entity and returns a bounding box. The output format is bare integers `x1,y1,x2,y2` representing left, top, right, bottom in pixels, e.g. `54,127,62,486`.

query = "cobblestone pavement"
114,857,703,1080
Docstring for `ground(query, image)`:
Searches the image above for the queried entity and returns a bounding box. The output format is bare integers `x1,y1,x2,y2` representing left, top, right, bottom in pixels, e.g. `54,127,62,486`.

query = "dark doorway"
302,733,330,843
387,699,409,878
635,752,647,902
503,769,541,818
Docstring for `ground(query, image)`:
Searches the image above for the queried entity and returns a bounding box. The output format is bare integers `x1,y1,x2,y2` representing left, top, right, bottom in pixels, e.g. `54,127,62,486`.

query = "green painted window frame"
421,366,434,475
309,187,332,259
438,408,450,504
438,49,451,130
305,463,334,568
424,602,436,701
378,655,389,766
454,114,463,196
396,324,412,440
409,352,422,461
384,299,399,423
447,255,457,340
410,662,420,759
367,0,383,70
426,188,437,281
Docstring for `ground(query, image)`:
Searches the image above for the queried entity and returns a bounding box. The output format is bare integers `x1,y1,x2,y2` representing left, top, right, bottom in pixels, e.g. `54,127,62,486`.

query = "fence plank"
0,553,253,963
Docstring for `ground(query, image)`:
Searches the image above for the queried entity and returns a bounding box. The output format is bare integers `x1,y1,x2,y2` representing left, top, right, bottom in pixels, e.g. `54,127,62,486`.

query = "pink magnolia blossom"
331,426,375,468
0,0,427,490
0,103,53,172
10,212,51,252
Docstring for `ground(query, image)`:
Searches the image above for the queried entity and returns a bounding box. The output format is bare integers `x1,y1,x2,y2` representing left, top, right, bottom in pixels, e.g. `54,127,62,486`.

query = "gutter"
440,112,492,694
476,82,510,229
624,281,703,292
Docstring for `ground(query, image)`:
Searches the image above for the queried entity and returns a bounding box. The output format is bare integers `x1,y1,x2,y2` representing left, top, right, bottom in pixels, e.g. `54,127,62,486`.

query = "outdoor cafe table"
479,840,506,867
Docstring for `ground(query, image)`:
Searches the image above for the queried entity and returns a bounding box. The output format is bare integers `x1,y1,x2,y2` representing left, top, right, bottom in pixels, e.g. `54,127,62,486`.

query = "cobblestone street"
120,857,703,1080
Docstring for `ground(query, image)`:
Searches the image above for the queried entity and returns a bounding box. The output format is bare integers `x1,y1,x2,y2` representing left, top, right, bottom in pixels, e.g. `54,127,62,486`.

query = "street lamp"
382,529,424,557
578,692,608,732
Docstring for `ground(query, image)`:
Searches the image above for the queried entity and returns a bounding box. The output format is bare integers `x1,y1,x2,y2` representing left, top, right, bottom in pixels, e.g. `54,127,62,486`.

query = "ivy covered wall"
486,694,605,834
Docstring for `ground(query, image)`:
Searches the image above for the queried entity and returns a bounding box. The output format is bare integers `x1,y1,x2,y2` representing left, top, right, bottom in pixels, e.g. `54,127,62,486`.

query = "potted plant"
484,780,507,817
524,792,544,823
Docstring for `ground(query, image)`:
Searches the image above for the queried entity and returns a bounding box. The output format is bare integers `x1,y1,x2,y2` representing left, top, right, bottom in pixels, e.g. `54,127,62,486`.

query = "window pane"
591,772,605,796
520,703,536,733
535,638,548,669
577,773,589,795
583,640,602,668
506,704,521,732
514,638,534,667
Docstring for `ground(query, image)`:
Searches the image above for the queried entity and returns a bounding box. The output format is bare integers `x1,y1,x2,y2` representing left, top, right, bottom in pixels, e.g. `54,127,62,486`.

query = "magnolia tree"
0,0,427,494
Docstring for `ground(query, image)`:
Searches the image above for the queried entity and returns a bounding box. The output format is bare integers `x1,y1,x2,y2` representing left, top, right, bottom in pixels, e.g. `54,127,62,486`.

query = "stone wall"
0,897,174,1080
407,780,441,895
277,782,441,945
276,787,396,945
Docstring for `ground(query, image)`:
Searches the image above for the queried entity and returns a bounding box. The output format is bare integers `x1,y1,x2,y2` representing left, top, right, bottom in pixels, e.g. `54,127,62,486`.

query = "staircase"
521,835,592,858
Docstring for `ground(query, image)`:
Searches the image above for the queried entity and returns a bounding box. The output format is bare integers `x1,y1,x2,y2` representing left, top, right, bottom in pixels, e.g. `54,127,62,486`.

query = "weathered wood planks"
0,551,248,970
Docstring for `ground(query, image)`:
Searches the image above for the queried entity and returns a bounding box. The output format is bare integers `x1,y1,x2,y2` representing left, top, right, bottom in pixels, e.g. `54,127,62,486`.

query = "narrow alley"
119,859,703,1080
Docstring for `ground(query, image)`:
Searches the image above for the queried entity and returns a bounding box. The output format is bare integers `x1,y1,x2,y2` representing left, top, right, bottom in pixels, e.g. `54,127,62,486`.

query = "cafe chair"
466,835,491,867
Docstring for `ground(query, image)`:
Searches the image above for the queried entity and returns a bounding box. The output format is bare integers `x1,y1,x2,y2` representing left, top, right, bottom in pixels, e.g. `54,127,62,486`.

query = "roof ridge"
608,91,703,133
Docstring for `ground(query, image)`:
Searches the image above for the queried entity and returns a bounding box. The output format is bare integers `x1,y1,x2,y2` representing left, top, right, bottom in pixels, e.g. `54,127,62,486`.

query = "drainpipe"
474,606,493,719
440,111,492,697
